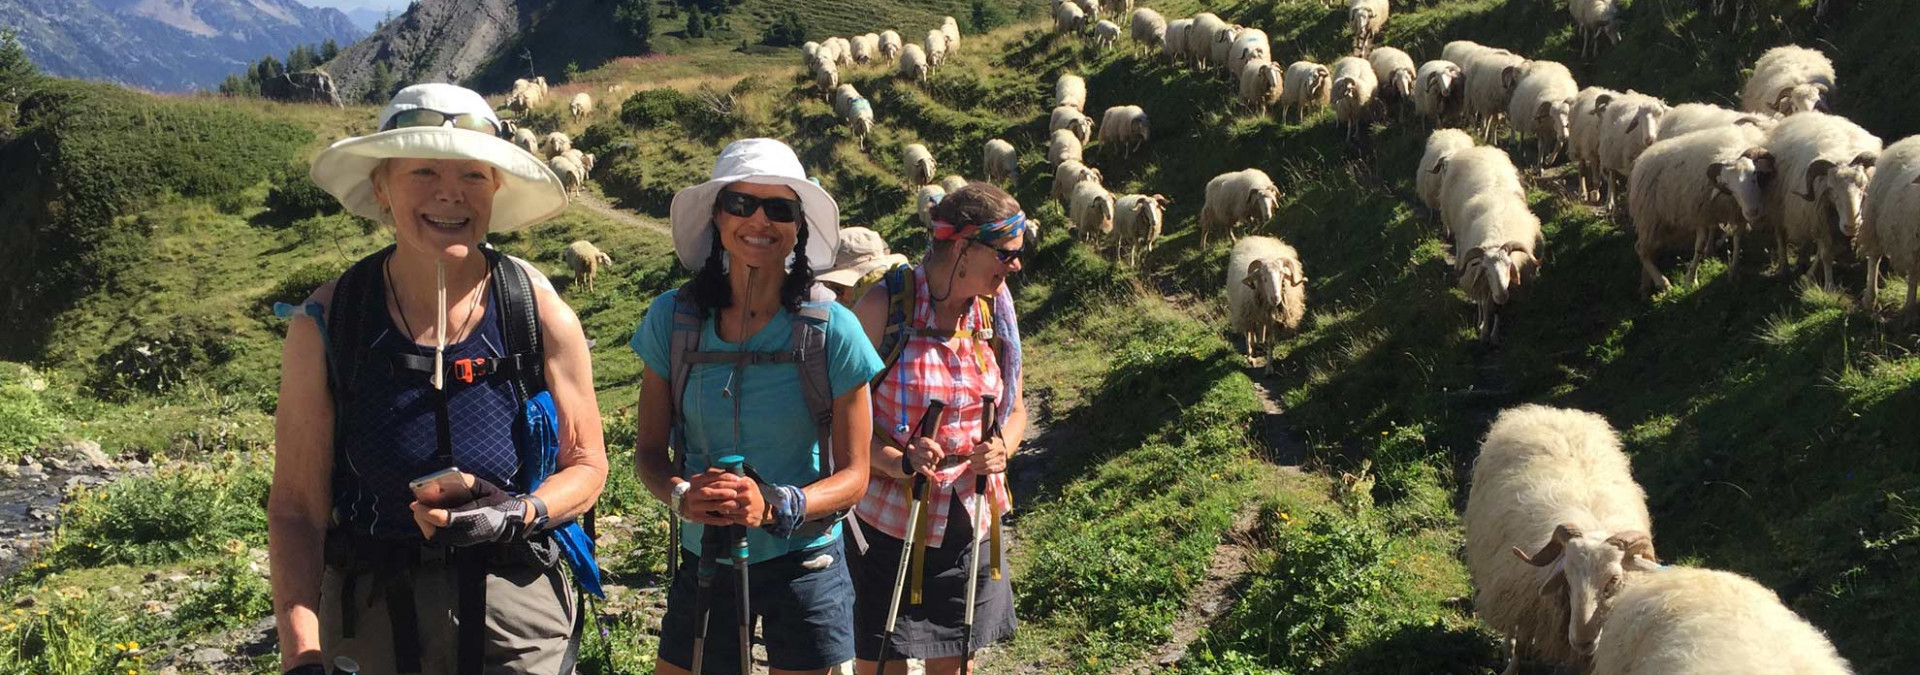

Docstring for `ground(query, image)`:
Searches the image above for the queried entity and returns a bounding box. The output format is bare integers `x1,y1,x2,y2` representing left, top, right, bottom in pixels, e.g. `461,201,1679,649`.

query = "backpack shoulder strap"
665,281,706,474
871,263,917,385
791,284,837,472
486,249,546,400
324,245,396,424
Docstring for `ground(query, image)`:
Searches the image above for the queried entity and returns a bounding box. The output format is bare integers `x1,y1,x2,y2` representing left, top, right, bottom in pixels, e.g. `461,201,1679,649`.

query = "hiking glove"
429,477,534,546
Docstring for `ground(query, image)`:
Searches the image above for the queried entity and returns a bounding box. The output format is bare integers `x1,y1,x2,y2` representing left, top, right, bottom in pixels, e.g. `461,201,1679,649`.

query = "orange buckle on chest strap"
452,357,488,384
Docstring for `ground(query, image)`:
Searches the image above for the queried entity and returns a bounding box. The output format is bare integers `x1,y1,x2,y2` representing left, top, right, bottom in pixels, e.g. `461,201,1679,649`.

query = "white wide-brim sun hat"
310,83,568,234
670,138,839,273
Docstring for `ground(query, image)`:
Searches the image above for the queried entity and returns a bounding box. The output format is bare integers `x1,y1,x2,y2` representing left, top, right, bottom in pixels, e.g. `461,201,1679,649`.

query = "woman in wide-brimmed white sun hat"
270,83,608,675
631,138,882,675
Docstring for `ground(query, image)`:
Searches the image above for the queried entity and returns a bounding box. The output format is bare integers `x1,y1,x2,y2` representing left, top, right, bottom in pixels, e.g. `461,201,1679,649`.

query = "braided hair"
686,209,816,317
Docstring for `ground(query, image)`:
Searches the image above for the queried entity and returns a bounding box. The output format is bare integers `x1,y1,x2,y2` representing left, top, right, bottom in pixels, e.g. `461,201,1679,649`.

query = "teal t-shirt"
631,289,883,563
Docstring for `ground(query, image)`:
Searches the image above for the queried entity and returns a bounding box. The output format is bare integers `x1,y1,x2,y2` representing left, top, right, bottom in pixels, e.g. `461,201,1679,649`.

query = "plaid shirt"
856,266,1012,548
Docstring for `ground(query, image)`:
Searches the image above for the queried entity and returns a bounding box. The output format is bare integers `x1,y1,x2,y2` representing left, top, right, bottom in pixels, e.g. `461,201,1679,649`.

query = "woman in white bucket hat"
270,83,608,675
631,138,882,675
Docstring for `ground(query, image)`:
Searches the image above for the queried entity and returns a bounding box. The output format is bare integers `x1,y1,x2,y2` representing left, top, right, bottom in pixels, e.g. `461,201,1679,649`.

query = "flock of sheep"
800,16,964,149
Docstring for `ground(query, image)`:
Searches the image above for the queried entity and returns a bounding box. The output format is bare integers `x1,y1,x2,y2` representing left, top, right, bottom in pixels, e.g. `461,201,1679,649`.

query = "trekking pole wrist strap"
759,483,809,538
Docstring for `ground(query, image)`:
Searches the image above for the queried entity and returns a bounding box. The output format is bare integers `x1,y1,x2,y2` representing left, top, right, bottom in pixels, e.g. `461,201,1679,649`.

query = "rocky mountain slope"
0,0,364,92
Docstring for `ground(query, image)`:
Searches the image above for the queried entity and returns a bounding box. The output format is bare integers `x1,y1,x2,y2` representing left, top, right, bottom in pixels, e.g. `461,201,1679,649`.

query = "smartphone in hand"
409,467,474,507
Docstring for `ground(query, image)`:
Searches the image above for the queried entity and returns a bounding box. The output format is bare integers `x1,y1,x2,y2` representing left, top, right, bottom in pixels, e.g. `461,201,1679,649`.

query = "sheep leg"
1500,637,1521,675
1729,231,1743,279
1818,238,1836,290
1902,275,1918,320
1772,226,1791,276
1689,226,1710,286
1637,238,1671,296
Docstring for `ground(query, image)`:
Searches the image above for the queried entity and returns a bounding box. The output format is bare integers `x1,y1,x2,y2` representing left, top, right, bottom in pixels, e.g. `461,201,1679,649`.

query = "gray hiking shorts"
320,549,576,674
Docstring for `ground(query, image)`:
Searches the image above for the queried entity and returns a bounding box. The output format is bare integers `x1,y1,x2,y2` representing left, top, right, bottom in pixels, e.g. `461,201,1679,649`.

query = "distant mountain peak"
2,0,367,92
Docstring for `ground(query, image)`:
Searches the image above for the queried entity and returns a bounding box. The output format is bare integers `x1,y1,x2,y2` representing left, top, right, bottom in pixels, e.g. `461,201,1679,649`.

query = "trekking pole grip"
907,400,946,493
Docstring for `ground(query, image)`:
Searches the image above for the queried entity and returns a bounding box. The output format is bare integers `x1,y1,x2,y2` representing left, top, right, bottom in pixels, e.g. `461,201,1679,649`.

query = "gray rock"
18,463,44,479
0,463,17,479
74,441,115,472
191,646,228,664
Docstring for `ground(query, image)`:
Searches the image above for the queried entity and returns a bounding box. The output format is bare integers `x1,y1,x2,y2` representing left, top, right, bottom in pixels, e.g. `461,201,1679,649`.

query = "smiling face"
953,232,1026,298
713,181,802,271
372,157,503,260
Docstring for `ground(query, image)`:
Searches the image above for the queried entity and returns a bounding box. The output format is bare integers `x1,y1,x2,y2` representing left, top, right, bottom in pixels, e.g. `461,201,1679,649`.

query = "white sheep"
1055,2,1088,35
916,184,946,228
1130,7,1167,57
1657,102,1777,142
1200,169,1282,247
1740,45,1836,117
1419,128,1478,221
1069,181,1117,245
1450,174,1542,341
1055,74,1087,111
833,83,861,119
1590,567,1854,675
844,98,875,150
559,148,596,175
825,37,854,66
1098,105,1149,157
898,44,929,86
549,155,585,196
1569,0,1622,58
1050,105,1095,144
814,60,841,100
880,30,903,63
1629,125,1775,294
1861,136,1920,317
1441,39,1487,69
1331,56,1379,141
1570,86,1622,202
1415,59,1465,126
1597,92,1670,212
851,33,879,65
1764,111,1882,289
1368,47,1417,120
1112,193,1170,265
1226,236,1307,361
902,144,937,186
1163,18,1194,66
1465,405,1658,675
544,131,573,156
1101,0,1134,20
1227,29,1272,86
1280,61,1331,125
1052,159,1103,205
941,17,961,51
1074,0,1100,25
1463,47,1528,143
513,127,541,156
1240,61,1285,115
1187,13,1227,69
925,30,950,71
569,92,593,119
1438,145,1528,241
562,240,614,292
938,175,969,195
1347,0,1389,56
802,41,822,64
983,138,1020,185
1208,23,1245,76
1047,128,1085,167
1092,20,1122,49
1506,60,1580,169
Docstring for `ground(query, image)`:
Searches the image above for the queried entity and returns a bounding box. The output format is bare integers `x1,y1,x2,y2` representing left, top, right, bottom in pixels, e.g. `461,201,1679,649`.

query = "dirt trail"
572,192,673,237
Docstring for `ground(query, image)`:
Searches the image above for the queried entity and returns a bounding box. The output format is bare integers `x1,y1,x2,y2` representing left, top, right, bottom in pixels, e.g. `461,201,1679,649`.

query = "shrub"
620,88,690,130
762,10,807,47
176,547,273,633
577,121,627,153
56,454,269,567
0,380,56,456
261,259,348,314
261,164,341,224
90,313,239,398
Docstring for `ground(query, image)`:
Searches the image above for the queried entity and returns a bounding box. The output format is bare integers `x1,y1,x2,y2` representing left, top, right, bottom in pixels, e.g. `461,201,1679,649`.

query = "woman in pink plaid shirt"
848,182,1030,674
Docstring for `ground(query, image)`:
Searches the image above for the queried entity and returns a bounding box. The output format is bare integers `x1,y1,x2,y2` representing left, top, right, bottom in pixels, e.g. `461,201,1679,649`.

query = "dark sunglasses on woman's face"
717,190,802,223
972,239,1025,264
383,108,506,138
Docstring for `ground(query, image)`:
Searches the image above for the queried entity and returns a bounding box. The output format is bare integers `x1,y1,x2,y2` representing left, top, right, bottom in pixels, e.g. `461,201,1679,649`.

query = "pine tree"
614,0,655,54
969,0,1008,33
0,29,39,103
685,6,707,38
364,61,396,104
287,45,315,73
320,39,340,63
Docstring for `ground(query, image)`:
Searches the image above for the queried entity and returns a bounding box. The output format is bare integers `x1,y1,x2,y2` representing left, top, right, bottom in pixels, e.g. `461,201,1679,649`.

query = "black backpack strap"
485,249,546,400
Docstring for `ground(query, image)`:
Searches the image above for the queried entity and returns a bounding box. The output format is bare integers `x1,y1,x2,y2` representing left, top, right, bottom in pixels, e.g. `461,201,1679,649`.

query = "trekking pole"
877,399,947,675
689,505,724,675
961,395,999,675
716,455,753,675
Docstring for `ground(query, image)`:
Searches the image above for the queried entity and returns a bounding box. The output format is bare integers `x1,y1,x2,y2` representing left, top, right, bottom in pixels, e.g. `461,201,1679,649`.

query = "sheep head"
1501,63,1526,92
1797,153,1876,239
1348,7,1374,35
1247,184,1281,222
1623,105,1663,158
1512,524,1660,655
1773,84,1827,116
1537,99,1574,145
1333,77,1359,102
1242,258,1286,315
1132,113,1151,142
1460,246,1518,305
1708,148,1774,225
1389,69,1415,101
1260,63,1284,91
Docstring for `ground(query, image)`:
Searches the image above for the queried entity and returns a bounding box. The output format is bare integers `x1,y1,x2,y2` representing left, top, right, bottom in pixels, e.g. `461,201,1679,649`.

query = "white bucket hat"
670,138,839,273
309,83,568,233
816,227,909,287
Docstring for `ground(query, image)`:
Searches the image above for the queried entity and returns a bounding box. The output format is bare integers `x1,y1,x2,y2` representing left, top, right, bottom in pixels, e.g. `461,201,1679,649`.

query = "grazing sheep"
1131,7,1168,56
1368,47,1417,119
1074,0,1100,24
1570,87,1622,202
1463,47,1528,143
1506,60,1580,168
1101,0,1134,20
1447,148,1543,342
1415,59,1465,125
1098,105,1150,157
1569,0,1622,58
1861,136,1920,317
1208,23,1245,76
938,175,970,195
562,240,614,292
569,92,593,119
1740,45,1836,117
916,184,947,228
1188,13,1228,69
1163,18,1195,66
833,83,861,118
1069,181,1117,244
559,148,597,175
1764,111,1882,289
880,30,903,63
1441,39,1488,69
1465,405,1658,675
925,30,950,71
1598,92,1671,212
1055,2,1088,35
1348,0,1389,56
1055,74,1087,111
1200,169,1282,247
1629,125,1775,294
851,33,879,65
1092,20,1122,49
1280,61,1332,125
902,144,938,186
544,132,572,156
1227,29,1272,85
1051,160,1104,205
899,44,930,86
844,98,875,150
1113,193,1170,265
1590,567,1854,675
826,37,854,66
1419,129,1478,219
1658,103,1777,141
941,16,961,51
802,41,822,64
983,138,1020,185
1331,56,1379,141
513,127,541,156
814,60,841,100
1240,61,1285,114
550,155,586,196
1047,128,1085,167
1226,236,1307,361
1051,105,1096,144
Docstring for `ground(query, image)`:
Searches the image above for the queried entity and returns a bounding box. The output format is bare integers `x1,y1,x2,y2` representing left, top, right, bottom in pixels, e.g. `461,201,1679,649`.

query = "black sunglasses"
970,239,1025,264
383,108,505,138
717,190,803,223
